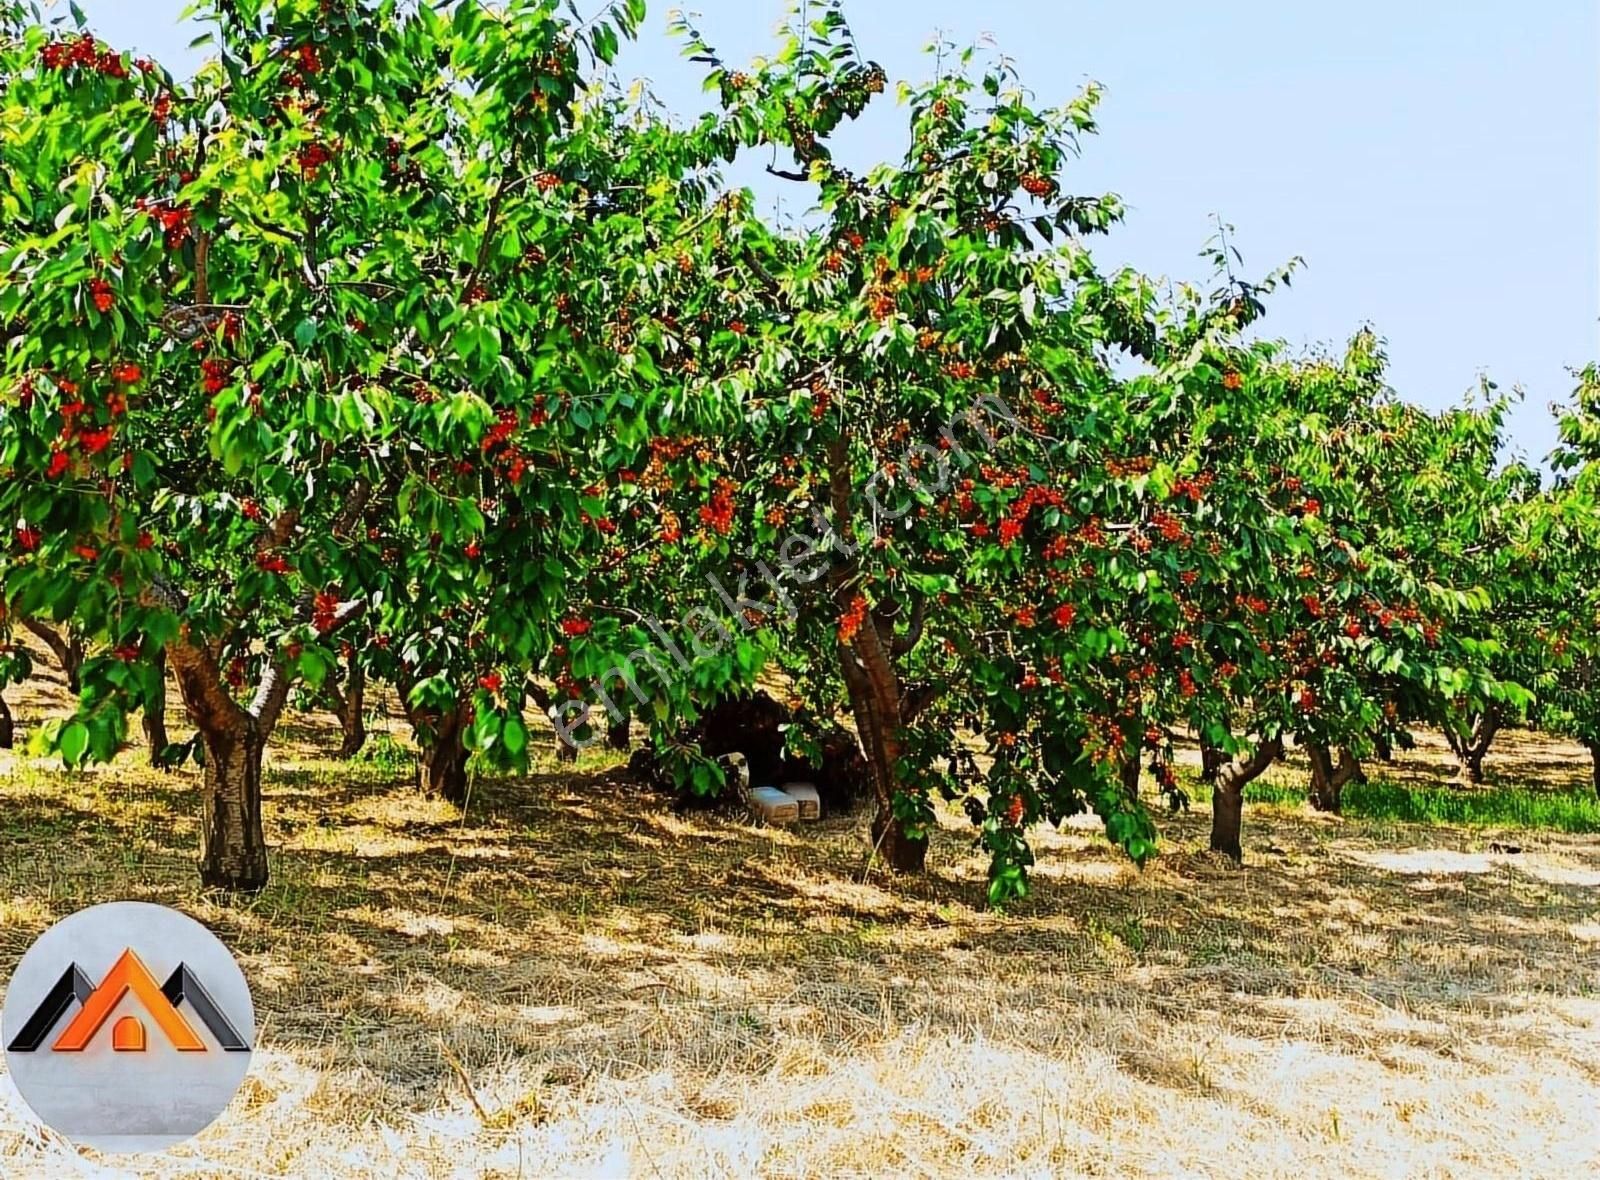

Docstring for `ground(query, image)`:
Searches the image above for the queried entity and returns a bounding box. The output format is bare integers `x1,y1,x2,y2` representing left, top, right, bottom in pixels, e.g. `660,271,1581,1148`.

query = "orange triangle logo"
50,949,207,1052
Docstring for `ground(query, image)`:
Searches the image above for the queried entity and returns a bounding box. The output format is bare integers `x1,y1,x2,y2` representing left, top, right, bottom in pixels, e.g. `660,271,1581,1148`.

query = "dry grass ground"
2,651,1600,1178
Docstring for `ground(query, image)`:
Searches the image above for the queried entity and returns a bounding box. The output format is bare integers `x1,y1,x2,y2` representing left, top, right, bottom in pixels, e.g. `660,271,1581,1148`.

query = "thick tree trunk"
1307,743,1362,814
1211,780,1245,861
607,713,630,752
197,724,270,892
828,437,926,875
1209,736,1282,861
849,664,926,873
871,804,928,872
143,651,171,768
0,692,13,750
418,702,472,806
1199,737,1227,783
326,663,367,759
163,629,277,894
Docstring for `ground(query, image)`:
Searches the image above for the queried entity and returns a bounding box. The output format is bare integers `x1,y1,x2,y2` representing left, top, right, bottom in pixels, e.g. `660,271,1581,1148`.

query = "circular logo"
2,902,254,1154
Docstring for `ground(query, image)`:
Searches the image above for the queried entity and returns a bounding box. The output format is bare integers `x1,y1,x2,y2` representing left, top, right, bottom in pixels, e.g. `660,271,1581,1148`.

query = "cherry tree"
0,0,661,889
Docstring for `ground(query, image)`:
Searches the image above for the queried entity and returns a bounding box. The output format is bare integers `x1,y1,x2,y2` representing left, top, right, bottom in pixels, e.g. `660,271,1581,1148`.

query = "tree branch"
20,618,71,669
1217,735,1284,792
890,597,927,655
461,146,519,302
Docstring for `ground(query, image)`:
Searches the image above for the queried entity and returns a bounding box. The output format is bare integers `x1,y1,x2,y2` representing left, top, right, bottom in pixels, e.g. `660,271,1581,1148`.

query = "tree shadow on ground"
3,732,1598,1150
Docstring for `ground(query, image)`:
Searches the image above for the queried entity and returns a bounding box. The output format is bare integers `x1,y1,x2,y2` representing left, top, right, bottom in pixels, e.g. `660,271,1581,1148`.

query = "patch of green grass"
1342,780,1600,833
351,733,412,773
1241,780,1308,807
1184,776,1308,809
1100,913,1148,953
1186,770,1600,834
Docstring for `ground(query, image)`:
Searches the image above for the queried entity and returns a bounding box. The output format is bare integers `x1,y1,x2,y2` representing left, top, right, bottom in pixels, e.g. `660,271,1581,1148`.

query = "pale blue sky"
59,1,1597,461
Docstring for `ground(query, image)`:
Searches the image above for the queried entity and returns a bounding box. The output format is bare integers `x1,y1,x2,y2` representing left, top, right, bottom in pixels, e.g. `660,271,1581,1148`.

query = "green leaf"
503,713,528,757
60,721,89,767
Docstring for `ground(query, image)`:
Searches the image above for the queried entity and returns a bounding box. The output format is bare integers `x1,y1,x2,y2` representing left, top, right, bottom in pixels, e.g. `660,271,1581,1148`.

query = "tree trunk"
526,683,580,763
1307,743,1361,814
148,548,370,893
328,663,368,759
163,631,277,894
418,702,471,806
849,664,926,873
0,692,13,750
1209,736,1282,862
607,713,630,752
23,619,84,693
828,437,926,875
197,724,270,892
1119,753,1142,799
63,634,84,694
871,805,928,872
1211,778,1245,861
1447,707,1499,785
143,650,171,768
1587,742,1600,801
1199,737,1227,783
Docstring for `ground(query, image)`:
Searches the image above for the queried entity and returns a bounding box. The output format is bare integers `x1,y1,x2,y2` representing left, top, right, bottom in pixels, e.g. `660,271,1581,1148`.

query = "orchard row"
1,0,1596,902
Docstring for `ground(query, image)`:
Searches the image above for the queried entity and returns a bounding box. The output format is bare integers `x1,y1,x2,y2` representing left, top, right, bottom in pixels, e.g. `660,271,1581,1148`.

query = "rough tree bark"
142,649,171,768
415,700,472,806
163,629,273,893
1443,707,1499,785
828,438,928,874
0,692,13,750
1307,743,1363,814
1209,736,1283,861
197,722,269,892
22,619,84,693
323,662,368,759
